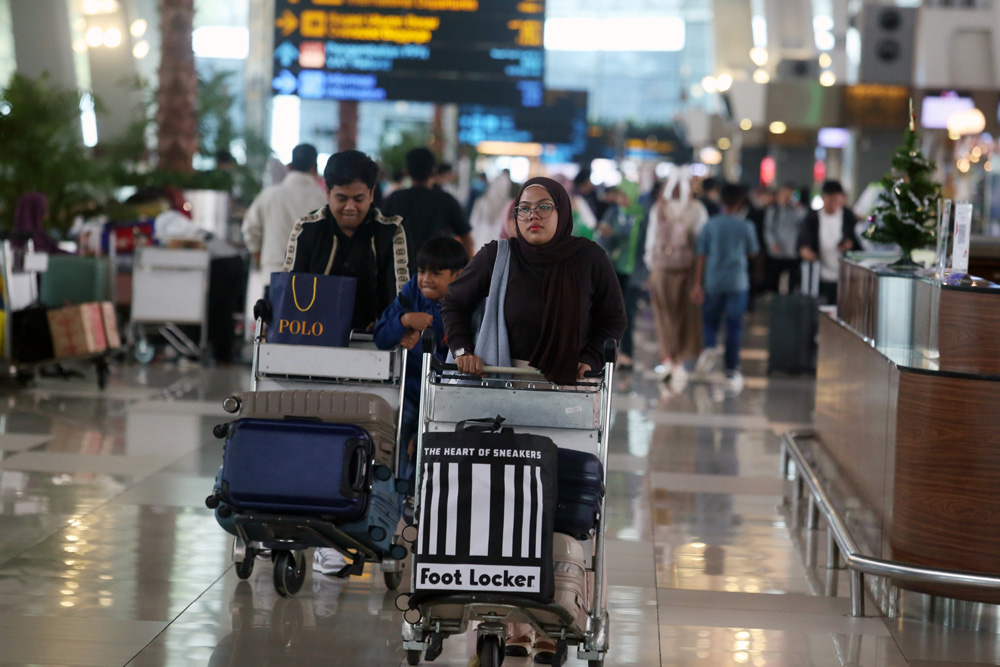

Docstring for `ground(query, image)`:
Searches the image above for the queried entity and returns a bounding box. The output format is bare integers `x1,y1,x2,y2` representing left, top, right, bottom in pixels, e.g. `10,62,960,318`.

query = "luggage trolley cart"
129,246,210,363
206,312,409,596
0,240,114,388
398,332,616,667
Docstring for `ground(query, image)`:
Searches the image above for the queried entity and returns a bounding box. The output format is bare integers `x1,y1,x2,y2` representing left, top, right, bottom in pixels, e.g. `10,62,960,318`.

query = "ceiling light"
819,53,832,69
716,74,733,92
700,147,723,165
130,19,147,38
753,69,770,84
749,47,768,67
947,108,986,137
103,28,122,48
819,71,837,87
85,27,104,47
770,121,787,134
133,41,150,59
718,137,732,150
701,76,718,93
739,118,753,131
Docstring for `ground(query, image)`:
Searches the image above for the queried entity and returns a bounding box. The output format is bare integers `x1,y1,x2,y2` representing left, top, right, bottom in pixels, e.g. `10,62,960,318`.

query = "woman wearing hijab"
443,176,626,385
643,166,708,383
441,177,625,660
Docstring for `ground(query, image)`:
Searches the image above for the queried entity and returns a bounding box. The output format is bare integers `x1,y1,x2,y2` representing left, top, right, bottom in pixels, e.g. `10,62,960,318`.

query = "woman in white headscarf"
643,166,708,381
469,170,514,246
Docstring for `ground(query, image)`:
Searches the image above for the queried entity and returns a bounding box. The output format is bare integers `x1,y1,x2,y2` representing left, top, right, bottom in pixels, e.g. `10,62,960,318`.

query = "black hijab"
513,177,590,384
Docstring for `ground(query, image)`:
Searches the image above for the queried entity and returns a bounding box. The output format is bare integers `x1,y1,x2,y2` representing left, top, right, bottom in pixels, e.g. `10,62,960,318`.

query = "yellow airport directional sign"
275,9,298,37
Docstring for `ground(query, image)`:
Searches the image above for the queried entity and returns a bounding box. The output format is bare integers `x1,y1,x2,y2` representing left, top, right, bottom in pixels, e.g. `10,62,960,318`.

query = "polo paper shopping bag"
267,272,356,347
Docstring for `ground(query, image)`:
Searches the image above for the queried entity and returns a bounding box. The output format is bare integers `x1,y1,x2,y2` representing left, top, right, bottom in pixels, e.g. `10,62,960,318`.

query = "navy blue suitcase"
219,418,373,519
556,448,605,540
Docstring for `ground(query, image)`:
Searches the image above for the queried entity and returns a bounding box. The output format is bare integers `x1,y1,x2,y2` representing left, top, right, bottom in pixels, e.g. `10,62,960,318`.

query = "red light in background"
814,160,827,184
760,156,776,186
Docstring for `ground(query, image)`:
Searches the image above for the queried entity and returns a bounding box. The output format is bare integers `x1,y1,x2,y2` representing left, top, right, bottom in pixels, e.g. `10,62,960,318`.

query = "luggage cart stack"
397,332,617,667
206,313,409,596
0,240,114,388
129,246,210,363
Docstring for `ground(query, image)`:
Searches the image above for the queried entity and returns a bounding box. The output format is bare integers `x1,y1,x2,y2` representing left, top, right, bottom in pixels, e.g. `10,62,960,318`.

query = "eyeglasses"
514,203,556,220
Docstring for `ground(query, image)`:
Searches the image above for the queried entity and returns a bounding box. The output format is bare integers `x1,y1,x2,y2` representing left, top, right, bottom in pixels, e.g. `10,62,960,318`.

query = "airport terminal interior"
6,0,1000,665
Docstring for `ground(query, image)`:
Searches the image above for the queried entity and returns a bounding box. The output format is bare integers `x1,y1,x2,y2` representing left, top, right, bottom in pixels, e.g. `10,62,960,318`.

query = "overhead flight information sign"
272,0,545,107
459,90,588,147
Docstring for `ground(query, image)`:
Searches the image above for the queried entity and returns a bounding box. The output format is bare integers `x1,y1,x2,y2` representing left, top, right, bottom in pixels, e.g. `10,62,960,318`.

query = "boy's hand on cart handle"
456,353,484,376
577,362,592,379
401,312,434,331
400,329,420,350
800,247,817,262
690,284,705,305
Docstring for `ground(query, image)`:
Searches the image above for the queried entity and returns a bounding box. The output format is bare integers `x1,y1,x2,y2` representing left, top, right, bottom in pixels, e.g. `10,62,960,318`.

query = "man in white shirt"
241,144,327,278
797,181,860,305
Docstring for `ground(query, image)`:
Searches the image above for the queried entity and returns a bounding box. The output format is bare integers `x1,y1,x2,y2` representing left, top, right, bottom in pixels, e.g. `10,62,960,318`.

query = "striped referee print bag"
411,417,557,605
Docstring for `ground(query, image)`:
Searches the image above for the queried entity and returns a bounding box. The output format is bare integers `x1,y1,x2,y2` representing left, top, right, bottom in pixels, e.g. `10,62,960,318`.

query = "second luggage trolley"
207,315,409,596
398,333,616,667
129,246,210,363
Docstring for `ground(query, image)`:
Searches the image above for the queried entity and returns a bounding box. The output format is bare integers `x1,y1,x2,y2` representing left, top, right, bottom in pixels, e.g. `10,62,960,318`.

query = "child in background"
690,183,760,392
373,237,469,485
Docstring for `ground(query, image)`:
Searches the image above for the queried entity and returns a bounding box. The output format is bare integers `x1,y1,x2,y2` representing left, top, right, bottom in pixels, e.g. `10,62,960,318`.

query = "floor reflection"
0,305,994,665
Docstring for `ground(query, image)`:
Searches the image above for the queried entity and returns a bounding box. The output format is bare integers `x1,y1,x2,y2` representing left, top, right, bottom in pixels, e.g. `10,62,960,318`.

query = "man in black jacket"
796,180,861,305
282,149,409,331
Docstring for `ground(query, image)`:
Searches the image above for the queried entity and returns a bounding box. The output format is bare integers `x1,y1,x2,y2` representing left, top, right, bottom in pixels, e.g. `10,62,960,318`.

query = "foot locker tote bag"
411,418,558,606
267,272,356,347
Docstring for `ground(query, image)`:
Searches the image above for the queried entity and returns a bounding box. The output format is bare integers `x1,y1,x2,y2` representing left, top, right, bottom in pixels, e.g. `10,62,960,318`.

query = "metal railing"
782,429,1000,617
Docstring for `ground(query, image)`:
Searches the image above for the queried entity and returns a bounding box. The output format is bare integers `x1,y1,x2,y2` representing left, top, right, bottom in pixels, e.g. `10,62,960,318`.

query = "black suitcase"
10,305,54,363
768,262,819,375
556,448,605,540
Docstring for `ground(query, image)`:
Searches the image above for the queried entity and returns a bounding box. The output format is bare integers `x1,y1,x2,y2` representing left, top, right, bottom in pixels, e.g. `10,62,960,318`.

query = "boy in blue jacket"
374,237,468,486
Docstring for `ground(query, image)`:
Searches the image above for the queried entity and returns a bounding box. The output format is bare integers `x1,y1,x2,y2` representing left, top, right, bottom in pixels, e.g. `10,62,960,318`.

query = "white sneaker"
312,547,347,575
691,348,720,380
667,364,688,389
725,371,745,392
653,359,674,378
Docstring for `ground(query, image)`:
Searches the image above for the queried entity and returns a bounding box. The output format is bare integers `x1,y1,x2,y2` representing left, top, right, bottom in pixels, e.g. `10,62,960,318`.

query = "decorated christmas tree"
864,102,941,267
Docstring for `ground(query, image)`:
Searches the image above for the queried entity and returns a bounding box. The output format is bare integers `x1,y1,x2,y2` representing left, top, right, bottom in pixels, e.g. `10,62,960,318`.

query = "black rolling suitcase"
768,262,819,375
556,448,605,540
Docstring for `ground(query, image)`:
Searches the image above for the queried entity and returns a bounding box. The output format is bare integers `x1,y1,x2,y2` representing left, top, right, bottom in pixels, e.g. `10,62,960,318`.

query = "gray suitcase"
236,390,397,467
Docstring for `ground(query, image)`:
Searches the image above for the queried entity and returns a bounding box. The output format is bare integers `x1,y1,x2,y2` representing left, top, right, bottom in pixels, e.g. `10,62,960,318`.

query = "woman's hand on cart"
577,362,592,380
455,353,484,376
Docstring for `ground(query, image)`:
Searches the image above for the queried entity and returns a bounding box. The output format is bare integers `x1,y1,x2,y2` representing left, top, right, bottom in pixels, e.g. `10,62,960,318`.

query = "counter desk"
815,258,1000,603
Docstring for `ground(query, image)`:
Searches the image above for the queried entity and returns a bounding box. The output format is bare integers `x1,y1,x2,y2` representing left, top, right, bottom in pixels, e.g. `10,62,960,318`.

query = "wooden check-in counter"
816,258,1000,603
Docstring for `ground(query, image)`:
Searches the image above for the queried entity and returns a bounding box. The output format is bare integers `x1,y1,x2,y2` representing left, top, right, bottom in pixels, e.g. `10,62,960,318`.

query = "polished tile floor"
0,309,993,666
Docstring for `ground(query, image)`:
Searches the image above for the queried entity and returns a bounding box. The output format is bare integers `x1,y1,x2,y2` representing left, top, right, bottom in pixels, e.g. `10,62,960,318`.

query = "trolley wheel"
479,634,503,667
134,339,155,364
552,640,567,666
272,550,305,597
383,569,403,591
235,548,256,580
588,660,604,667
406,649,421,665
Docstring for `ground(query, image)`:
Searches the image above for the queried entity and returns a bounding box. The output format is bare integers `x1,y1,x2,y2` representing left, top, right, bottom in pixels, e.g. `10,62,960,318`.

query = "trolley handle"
419,330,613,379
